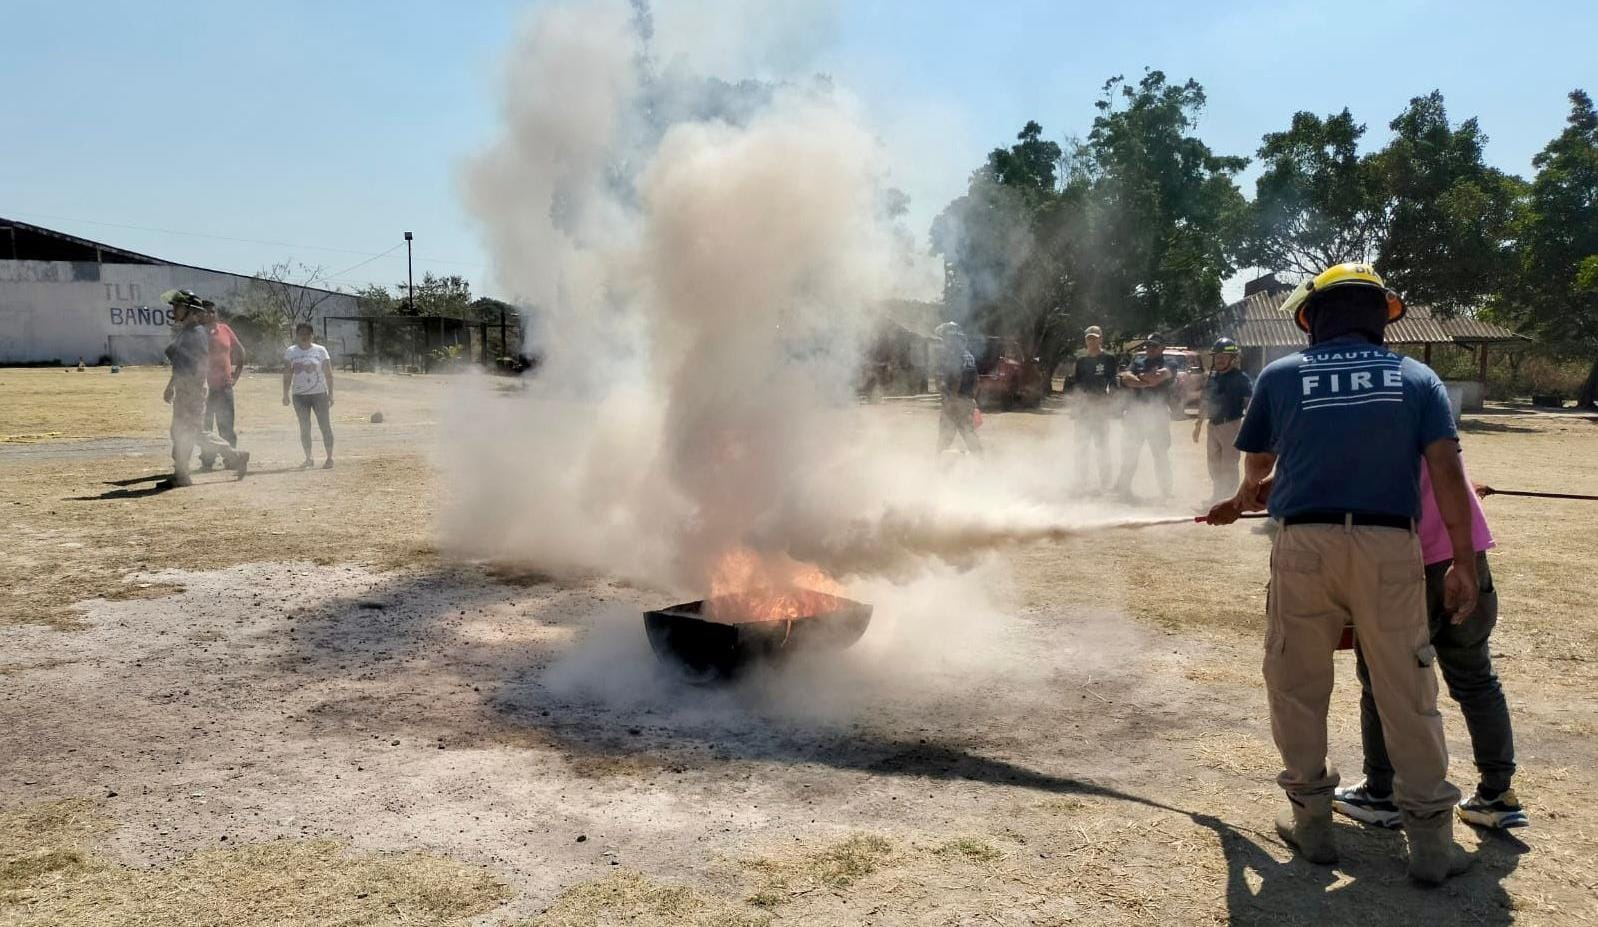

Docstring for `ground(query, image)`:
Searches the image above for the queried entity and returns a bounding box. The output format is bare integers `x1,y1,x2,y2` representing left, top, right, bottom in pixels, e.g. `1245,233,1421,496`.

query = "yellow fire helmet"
1279,263,1406,333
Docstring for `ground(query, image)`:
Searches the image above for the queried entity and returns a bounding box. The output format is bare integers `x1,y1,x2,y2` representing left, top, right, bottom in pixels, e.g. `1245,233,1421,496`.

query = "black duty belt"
1282,511,1413,530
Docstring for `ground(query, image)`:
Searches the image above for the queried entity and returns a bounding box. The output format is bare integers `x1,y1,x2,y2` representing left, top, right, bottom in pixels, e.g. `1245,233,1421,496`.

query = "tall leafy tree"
1371,91,1524,315
930,121,1062,354
1242,109,1384,276
932,72,1247,374
1510,90,1598,406
1066,71,1248,339
398,273,474,317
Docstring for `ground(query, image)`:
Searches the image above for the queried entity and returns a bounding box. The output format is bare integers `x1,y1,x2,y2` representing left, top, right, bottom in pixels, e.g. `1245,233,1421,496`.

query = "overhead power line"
7,209,488,270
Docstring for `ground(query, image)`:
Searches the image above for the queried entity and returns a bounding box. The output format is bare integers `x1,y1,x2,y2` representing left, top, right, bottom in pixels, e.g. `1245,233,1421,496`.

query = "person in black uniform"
1114,333,1182,500
1070,325,1118,491
1192,337,1252,503
934,322,982,455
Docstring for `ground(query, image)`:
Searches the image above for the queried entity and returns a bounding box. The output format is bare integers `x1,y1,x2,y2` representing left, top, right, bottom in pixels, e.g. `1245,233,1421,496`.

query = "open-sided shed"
1185,275,1529,401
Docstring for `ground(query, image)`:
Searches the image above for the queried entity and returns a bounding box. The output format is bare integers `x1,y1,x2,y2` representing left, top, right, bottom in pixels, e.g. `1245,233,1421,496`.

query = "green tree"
402,273,474,317
930,122,1059,338
1509,90,1598,407
1066,71,1248,339
1242,109,1385,277
931,120,1085,370
469,296,517,323
354,283,396,317
931,72,1247,374
1371,91,1525,315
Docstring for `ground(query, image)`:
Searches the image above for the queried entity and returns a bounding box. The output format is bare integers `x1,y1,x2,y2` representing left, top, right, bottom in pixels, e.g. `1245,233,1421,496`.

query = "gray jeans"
199,384,236,465
293,392,334,458
1355,552,1516,796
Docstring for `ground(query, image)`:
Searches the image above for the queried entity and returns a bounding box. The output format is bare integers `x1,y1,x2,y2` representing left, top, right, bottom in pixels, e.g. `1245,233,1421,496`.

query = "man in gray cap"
1069,325,1117,491
1114,333,1181,500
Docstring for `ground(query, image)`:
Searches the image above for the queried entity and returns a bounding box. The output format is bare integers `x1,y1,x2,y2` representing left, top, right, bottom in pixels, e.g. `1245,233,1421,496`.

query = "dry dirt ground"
2,367,1597,926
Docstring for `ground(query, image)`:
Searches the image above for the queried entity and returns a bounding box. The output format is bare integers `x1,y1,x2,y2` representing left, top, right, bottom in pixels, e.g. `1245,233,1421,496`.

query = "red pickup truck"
973,337,1048,410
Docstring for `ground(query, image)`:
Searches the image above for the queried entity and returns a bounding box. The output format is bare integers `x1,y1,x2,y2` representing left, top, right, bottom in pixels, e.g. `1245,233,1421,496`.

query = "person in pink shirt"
1334,457,1527,830
198,301,246,471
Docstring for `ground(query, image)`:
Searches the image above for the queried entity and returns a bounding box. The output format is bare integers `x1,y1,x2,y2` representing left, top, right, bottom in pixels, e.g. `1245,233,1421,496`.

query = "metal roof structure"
1197,284,1528,349
0,215,349,298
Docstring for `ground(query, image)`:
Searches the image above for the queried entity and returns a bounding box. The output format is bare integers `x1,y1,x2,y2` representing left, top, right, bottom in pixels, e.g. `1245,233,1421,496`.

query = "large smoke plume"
444,0,1161,599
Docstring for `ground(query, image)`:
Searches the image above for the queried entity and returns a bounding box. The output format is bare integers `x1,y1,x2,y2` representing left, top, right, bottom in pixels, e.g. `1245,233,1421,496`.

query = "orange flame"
704,547,844,623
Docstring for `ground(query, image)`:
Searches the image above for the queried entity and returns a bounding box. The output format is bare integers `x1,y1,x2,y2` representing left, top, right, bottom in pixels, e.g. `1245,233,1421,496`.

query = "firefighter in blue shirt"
1206,263,1480,885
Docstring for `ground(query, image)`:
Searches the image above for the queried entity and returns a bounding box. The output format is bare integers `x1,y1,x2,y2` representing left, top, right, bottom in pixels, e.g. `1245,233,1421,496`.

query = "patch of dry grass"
1,366,459,626
932,837,1003,862
0,454,439,627
0,367,445,441
0,798,510,926
526,872,769,927
1186,731,1280,775
742,834,895,908
100,581,187,601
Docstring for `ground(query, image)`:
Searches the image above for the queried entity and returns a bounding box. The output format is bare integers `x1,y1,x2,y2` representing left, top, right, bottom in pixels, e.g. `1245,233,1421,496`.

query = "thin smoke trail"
779,511,1203,578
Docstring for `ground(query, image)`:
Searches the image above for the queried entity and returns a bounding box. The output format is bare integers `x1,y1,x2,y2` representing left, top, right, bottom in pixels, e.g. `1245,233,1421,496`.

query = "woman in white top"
282,323,335,469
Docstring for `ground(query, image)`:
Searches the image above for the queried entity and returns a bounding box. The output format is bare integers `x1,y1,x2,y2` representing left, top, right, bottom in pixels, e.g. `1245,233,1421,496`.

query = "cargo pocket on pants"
1263,581,1283,656
1269,550,1322,616
1377,560,1425,631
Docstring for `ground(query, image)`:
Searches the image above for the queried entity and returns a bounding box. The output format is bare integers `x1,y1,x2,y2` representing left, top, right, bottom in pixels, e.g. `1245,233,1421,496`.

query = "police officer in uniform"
161,290,249,487
1070,325,1118,491
1115,333,1181,500
1207,263,1479,884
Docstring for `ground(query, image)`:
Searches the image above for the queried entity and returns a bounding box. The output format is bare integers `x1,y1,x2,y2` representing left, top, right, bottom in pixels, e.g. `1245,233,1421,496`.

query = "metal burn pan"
644,594,873,684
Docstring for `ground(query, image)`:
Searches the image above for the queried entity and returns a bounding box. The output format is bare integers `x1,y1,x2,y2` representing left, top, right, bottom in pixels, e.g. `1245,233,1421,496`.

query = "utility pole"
404,231,415,314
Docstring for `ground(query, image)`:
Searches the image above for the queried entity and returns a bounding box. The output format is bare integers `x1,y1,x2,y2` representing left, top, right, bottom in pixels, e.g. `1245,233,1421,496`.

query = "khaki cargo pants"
1265,522,1460,819
1204,418,1242,503
171,379,242,478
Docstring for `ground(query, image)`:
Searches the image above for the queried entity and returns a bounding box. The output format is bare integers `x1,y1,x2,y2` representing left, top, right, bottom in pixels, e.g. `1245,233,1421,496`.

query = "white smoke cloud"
448,0,940,593
445,0,1163,604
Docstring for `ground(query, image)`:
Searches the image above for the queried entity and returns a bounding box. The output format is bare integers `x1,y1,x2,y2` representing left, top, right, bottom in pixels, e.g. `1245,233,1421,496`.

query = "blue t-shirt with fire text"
1234,336,1457,520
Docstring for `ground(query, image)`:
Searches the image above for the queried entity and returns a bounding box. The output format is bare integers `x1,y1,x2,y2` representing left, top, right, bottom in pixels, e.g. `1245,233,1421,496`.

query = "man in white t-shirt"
282,323,336,469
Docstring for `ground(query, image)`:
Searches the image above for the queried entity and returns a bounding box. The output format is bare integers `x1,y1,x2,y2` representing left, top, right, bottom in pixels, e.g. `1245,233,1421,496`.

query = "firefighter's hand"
1191,421,1202,443
1443,559,1480,625
1205,498,1242,525
162,384,174,404
1207,478,1270,525
282,394,291,407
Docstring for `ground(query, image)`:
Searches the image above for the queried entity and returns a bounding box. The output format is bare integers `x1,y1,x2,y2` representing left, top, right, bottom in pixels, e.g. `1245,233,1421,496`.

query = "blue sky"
3,0,1593,300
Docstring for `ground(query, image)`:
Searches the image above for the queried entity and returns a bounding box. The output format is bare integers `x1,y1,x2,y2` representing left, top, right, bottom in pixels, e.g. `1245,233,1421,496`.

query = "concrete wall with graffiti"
0,260,364,365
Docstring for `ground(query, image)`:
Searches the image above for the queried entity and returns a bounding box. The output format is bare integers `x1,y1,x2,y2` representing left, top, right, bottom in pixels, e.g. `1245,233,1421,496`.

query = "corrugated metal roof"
1434,317,1531,342
1206,289,1526,347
